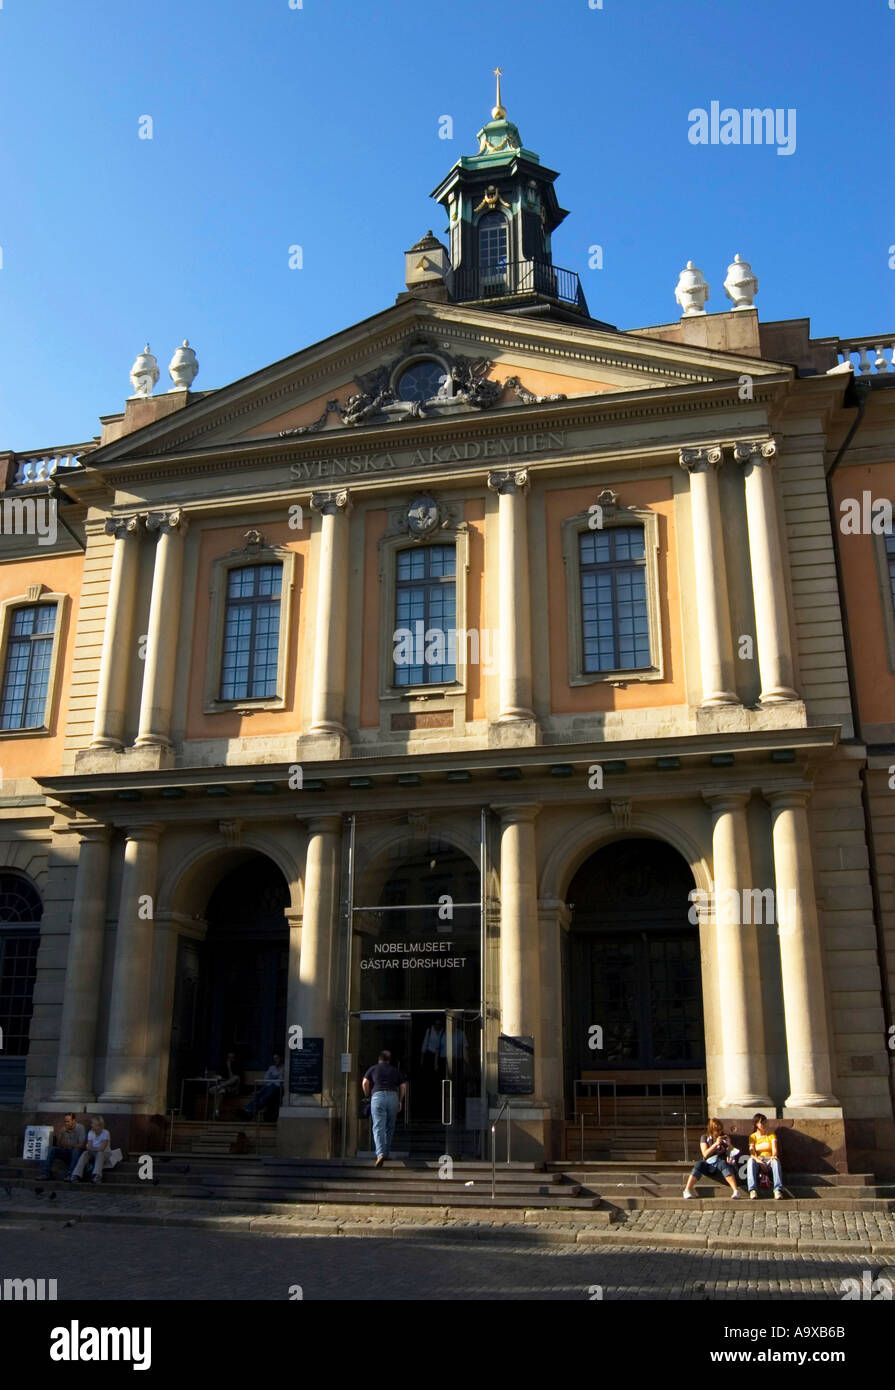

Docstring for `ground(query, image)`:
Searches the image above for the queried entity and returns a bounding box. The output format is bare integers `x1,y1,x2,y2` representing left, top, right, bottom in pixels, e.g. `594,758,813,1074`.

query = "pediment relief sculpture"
278,340,565,437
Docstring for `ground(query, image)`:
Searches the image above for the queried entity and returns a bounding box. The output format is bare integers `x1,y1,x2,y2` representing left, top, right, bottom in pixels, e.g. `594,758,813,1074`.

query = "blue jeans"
42,1146,81,1179
748,1156,783,1192
370,1090,399,1158
244,1083,281,1117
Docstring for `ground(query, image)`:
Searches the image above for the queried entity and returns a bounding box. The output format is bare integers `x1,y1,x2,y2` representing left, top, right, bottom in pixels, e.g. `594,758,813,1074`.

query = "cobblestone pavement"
0,1220,892,1300
1,1185,894,1253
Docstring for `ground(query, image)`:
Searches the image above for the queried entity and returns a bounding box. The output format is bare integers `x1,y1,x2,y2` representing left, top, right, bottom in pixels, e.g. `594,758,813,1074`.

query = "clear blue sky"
1,0,893,450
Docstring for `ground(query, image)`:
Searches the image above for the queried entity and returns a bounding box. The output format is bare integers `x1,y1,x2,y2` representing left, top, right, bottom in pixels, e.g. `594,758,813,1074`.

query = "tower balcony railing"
451,258,587,311
837,336,895,375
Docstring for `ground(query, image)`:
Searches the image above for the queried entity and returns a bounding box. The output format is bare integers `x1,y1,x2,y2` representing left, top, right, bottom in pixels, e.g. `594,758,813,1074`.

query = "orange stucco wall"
833,461,895,726
0,551,84,777
544,479,685,713
464,499,486,722
360,509,388,728
498,366,616,398
184,521,309,739
236,385,357,440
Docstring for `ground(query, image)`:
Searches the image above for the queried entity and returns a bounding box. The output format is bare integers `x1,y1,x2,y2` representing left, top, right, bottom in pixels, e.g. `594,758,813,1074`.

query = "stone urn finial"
675,261,710,317
723,253,758,310
130,344,159,398
168,339,199,391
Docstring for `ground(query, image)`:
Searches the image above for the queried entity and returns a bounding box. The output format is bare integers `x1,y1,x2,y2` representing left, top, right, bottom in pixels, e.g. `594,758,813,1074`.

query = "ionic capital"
310,489,352,517
145,508,188,536
488,468,529,496
733,438,779,467
104,514,142,540
679,446,723,473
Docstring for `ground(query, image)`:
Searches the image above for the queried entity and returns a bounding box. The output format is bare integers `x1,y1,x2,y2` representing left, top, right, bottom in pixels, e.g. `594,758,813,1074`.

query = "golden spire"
492,65,506,120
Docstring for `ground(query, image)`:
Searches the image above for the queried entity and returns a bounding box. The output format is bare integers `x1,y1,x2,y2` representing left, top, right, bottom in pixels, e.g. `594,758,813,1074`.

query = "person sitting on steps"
748,1112,784,1199
683,1117,742,1199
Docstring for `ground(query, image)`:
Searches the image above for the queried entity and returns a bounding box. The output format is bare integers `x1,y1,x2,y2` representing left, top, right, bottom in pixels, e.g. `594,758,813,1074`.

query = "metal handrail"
452,259,587,310
490,1099,511,1201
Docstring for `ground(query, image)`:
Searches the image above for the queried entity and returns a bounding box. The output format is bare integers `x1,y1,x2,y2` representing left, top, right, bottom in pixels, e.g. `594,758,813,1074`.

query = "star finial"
492,66,506,120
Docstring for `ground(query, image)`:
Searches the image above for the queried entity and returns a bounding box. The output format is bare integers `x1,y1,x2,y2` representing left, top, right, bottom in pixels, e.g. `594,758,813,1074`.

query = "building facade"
1,97,894,1172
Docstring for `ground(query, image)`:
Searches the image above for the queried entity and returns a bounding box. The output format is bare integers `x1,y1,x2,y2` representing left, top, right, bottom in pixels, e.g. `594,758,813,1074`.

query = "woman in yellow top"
748,1113,784,1199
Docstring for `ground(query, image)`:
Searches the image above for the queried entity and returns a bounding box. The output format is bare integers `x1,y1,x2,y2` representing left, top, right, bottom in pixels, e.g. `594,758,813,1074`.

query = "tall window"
0,872,41,1058
220,564,283,701
394,545,456,686
579,526,650,673
0,603,57,729
478,213,508,273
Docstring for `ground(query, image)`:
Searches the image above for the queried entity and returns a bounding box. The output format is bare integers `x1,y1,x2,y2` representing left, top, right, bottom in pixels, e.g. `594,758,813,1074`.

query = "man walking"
41,1113,86,1181
362,1050,406,1167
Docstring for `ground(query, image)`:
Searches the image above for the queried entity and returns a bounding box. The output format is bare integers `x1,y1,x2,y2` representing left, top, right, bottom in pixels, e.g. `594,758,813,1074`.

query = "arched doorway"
0,871,41,1104
564,838,705,1144
351,838,484,1156
168,854,289,1116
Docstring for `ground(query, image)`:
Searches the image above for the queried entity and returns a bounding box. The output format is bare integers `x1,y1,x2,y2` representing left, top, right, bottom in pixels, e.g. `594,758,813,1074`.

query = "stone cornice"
59,377,789,498
79,298,792,467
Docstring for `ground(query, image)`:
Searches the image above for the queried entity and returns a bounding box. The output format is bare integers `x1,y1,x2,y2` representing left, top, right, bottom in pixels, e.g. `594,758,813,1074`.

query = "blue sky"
1,0,893,450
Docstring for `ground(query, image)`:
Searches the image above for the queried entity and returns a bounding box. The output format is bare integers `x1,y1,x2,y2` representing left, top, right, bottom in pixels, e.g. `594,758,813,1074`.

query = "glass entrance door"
352,1009,482,1158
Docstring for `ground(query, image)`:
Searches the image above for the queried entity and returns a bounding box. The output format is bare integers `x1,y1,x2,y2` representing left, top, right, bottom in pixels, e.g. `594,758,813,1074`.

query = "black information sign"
498,1034,535,1095
288,1037,324,1095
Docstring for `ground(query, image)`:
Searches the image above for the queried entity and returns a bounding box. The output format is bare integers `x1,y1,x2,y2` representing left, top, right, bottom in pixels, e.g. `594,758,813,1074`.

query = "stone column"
296,816,341,1099
135,510,188,748
52,825,112,1101
679,447,739,706
497,805,540,1040
766,789,839,1108
487,469,535,723
308,491,352,740
734,440,799,703
91,517,142,749
98,824,161,1103
537,897,570,1121
704,791,772,1109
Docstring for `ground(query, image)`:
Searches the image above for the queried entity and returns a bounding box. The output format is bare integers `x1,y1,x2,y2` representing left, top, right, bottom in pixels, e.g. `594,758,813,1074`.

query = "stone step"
172,1185,602,1210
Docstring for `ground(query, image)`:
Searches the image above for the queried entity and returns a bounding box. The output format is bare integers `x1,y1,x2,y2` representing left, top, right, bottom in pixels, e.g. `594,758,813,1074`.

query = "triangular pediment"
82,299,790,468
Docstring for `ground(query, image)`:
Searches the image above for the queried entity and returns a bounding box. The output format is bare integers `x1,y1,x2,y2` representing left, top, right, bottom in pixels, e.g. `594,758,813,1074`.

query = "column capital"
763,786,811,811
104,514,142,539
538,897,572,928
310,489,352,516
702,787,751,812
145,508,188,535
73,821,112,845
679,445,723,472
493,802,541,824
733,437,779,467
300,814,343,836
121,822,164,843
488,468,529,495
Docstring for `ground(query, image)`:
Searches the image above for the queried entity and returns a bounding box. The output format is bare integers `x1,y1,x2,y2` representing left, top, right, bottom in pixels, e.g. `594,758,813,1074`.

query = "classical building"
1,87,893,1172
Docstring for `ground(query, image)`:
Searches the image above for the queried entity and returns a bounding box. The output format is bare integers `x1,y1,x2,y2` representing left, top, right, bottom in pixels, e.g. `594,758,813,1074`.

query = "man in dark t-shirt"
362,1051,407,1166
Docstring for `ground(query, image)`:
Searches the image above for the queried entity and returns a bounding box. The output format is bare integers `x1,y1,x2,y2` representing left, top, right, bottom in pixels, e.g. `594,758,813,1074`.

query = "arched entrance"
350,837,484,1157
0,871,42,1104
168,854,289,1117
564,838,705,1150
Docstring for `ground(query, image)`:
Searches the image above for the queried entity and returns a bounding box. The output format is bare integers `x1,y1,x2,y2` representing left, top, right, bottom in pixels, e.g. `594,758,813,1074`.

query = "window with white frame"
561,502,663,686
204,539,296,714
393,544,457,686
219,564,283,701
0,593,66,734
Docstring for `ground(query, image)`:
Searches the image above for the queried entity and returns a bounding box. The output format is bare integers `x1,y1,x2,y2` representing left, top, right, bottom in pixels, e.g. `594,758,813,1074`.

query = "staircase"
3,1152,892,1215
169,1120,278,1156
